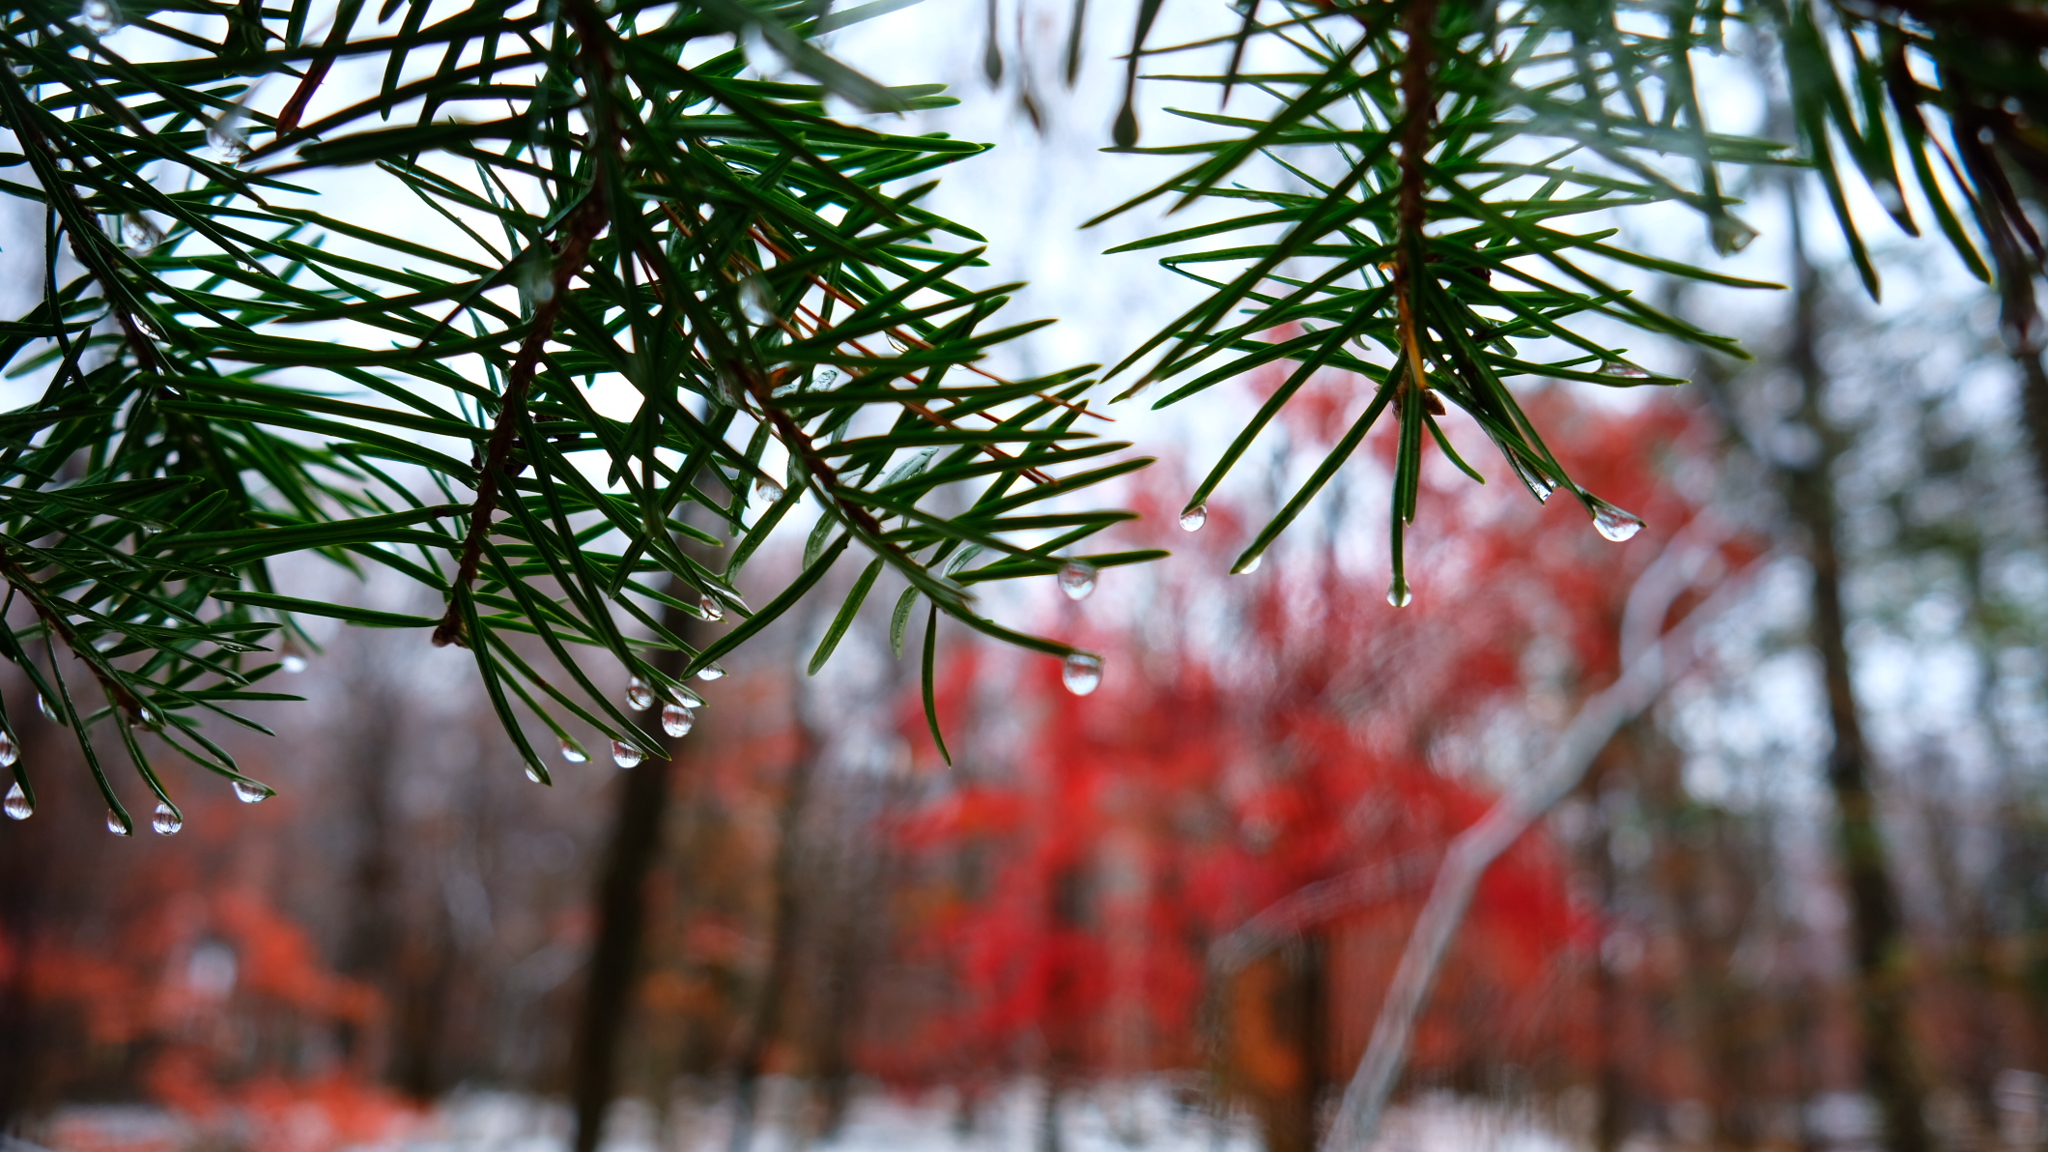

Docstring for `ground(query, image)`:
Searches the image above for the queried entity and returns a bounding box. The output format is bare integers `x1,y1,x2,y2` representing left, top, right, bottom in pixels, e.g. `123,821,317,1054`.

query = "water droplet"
1872,177,1906,216
35,694,54,721
1387,577,1413,608
232,780,271,804
79,0,119,35
280,653,307,674
560,739,589,764
611,741,645,768
525,764,545,783
204,120,248,164
662,703,695,737
4,783,31,820
626,677,655,712
1508,455,1556,504
1058,560,1097,601
886,331,911,351
1710,212,1758,256
1598,360,1649,379
1234,553,1263,575
1061,652,1103,696
0,731,19,768
754,476,785,503
698,593,726,622
739,274,776,325
1179,504,1207,532
152,802,181,835
107,809,130,836
697,663,726,682
1591,501,1646,543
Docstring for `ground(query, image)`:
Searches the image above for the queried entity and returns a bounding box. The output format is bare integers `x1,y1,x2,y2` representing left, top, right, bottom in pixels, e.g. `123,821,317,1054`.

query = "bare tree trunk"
728,727,819,1152
1781,204,1933,1152
570,591,699,1152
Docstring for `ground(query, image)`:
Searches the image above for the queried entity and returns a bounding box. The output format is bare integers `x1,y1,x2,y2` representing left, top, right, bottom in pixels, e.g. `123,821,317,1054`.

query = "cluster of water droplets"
1057,560,1097,601
1061,652,1103,696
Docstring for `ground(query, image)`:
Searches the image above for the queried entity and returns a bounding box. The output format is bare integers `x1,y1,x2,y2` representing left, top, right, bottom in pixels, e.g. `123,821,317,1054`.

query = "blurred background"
6,1,2048,1150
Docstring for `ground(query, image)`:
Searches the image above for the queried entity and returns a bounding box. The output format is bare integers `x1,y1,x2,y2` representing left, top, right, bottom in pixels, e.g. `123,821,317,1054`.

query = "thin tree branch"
1324,520,1757,1152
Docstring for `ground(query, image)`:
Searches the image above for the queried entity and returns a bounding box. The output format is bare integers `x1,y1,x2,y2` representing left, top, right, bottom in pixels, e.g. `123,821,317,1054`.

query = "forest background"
4,0,2048,1151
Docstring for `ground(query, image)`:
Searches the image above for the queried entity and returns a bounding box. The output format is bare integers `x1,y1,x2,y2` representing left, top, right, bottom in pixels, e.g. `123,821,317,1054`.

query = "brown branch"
1391,0,1438,400
433,0,620,647
0,544,144,720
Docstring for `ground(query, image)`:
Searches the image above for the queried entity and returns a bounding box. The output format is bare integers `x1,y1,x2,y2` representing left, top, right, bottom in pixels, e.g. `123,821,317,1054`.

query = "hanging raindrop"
662,703,695,737
1062,652,1103,696
612,741,645,769
697,663,727,682
1234,553,1263,575
152,802,181,836
231,780,271,804
1508,456,1557,504
1710,212,1758,256
281,653,308,674
106,809,130,836
626,677,655,712
1179,504,1207,532
739,274,776,326
1058,560,1097,601
560,739,589,764
754,476,786,503
1591,501,1646,543
79,0,118,35
698,593,726,622
4,783,30,820
1387,577,1413,608
0,730,19,768
35,694,54,721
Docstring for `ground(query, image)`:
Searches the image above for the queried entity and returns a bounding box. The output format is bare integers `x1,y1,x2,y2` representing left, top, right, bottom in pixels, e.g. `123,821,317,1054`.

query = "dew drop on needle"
662,703,694,737
626,677,655,712
1592,502,1645,543
232,780,271,803
152,802,181,835
106,809,129,836
1179,504,1207,532
4,783,31,821
1062,653,1103,697
1058,560,1097,601
612,741,644,769
560,739,589,764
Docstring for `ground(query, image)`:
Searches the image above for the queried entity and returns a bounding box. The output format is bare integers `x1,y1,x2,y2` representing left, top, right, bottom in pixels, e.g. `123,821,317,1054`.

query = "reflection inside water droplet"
612,741,644,769
1062,653,1103,696
1591,501,1646,543
698,593,725,622
1387,577,1413,608
662,703,695,737
4,783,31,821
1179,504,1207,532
739,274,776,326
626,677,655,712
1058,560,1097,601
152,802,181,835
